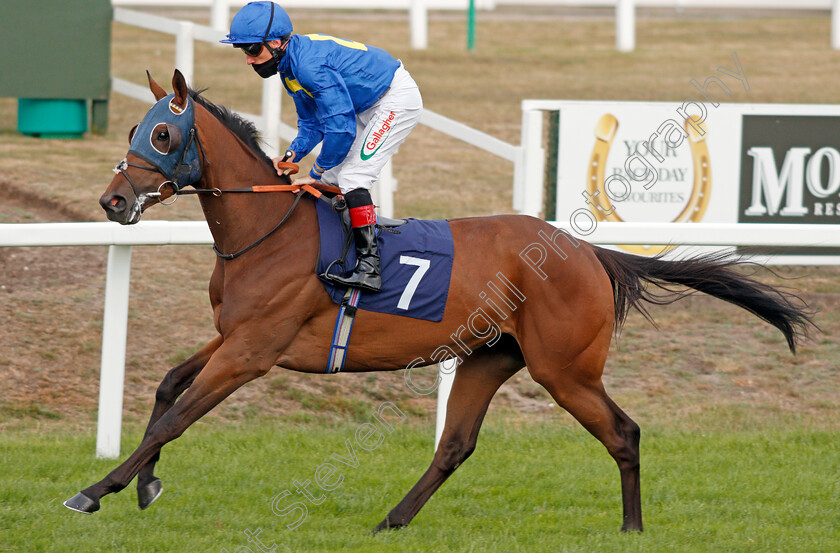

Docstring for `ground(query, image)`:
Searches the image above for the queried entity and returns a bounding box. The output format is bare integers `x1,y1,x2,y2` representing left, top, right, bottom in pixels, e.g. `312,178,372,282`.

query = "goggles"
235,42,265,57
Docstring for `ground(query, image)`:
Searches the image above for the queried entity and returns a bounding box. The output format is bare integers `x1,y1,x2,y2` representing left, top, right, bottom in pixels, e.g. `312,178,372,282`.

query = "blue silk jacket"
277,34,400,178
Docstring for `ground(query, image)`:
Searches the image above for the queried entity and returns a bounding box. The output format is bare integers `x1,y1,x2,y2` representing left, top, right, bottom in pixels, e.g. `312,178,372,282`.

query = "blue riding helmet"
220,1,293,44
127,94,203,189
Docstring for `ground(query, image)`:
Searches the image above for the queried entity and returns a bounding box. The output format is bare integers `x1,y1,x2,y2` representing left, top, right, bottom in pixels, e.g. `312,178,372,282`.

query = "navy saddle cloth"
315,199,454,322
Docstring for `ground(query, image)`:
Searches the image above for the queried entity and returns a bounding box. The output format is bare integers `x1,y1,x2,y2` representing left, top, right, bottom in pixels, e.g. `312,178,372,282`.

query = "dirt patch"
0,178,93,222
0,181,106,291
0,184,110,424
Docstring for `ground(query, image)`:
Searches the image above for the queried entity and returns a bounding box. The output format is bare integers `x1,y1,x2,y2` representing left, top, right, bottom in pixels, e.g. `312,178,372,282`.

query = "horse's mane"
188,88,274,169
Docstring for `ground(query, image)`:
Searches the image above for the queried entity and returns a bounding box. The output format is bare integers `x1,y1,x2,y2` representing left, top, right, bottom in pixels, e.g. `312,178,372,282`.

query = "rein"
172,181,339,198
210,179,341,261
212,189,306,260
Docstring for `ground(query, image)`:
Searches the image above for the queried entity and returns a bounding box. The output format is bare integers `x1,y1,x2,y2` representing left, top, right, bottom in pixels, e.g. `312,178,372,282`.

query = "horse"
64,70,815,533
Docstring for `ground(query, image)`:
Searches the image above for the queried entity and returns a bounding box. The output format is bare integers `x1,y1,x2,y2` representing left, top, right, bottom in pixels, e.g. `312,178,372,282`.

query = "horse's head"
100,70,204,224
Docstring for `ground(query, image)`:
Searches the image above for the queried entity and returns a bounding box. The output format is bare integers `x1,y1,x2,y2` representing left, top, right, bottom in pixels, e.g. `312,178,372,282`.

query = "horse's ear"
171,69,189,109
147,70,167,101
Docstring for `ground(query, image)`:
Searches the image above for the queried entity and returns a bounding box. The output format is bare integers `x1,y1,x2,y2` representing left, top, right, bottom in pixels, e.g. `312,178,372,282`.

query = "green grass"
1,418,837,553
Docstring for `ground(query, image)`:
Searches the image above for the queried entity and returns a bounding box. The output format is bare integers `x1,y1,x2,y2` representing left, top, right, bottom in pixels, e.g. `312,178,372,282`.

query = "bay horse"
65,70,814,532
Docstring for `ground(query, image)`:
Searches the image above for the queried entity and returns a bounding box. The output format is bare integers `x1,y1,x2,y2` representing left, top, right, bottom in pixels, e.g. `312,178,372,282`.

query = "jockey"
222,1,424,293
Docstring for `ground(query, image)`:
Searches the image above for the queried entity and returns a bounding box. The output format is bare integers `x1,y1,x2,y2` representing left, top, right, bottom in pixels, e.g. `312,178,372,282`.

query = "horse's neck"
196,121,312,257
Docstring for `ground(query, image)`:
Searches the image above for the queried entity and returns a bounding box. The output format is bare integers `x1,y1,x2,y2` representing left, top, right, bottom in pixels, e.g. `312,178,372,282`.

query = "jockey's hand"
271,150,296,176
293,175,320,187
292,175,320,193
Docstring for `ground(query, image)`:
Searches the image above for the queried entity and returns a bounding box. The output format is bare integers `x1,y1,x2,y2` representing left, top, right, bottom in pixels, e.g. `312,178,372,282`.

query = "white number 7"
397,256,431,310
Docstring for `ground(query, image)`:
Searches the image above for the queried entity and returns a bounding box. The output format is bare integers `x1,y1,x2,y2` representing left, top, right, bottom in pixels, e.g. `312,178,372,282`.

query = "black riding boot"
325,189,382,292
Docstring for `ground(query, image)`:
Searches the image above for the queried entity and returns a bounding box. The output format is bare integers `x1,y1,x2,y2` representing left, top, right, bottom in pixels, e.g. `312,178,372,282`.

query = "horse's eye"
150,123,182,155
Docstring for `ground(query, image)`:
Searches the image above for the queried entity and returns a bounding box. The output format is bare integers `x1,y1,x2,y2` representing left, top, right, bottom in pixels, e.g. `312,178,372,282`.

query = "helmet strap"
264,39,286,64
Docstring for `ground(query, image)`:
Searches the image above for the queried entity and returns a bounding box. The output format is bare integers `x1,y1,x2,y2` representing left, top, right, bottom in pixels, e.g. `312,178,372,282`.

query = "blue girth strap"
327,287,362,373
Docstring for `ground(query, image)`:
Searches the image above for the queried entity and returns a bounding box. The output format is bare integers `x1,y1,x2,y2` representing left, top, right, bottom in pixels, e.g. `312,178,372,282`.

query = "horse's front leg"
136,335,223,510
64,340,273,514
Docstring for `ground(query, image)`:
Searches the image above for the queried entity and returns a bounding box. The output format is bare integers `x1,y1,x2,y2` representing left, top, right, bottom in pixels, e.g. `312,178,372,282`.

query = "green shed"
0,0,112,136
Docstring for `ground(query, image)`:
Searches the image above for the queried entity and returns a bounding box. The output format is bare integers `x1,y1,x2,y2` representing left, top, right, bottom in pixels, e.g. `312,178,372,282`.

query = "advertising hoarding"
551,101,840,259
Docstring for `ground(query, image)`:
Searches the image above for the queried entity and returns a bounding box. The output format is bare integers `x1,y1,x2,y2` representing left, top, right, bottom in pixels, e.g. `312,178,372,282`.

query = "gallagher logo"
361,112,396,160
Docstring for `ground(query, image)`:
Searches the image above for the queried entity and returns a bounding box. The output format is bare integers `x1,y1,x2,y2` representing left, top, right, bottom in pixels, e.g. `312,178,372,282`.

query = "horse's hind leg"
136,335,223,509
374,335,524,532
559,381,642,532
527,331,642,532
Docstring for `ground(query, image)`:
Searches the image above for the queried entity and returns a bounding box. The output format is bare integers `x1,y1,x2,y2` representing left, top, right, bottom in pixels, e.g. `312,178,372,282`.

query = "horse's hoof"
138,478,163,510
372,518,405,533
621,523,643,533
63,492,100,514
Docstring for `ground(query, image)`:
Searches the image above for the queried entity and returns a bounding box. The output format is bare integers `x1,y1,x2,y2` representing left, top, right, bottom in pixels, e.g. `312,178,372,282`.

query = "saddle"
314,196,454,322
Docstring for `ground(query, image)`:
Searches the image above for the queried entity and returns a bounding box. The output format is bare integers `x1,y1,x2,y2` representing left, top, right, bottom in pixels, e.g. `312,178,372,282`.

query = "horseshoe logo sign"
585,113,712,255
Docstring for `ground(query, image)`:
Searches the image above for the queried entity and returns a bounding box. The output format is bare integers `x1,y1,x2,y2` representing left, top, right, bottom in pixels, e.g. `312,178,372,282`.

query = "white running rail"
4,221,839,457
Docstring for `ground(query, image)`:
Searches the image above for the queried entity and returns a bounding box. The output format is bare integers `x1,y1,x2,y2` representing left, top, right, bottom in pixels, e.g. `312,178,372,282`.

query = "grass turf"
1,418,837,553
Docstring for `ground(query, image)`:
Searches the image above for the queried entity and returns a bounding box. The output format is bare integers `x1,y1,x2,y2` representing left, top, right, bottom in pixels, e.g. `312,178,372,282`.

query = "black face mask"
252,58,278,79
252,42,285,79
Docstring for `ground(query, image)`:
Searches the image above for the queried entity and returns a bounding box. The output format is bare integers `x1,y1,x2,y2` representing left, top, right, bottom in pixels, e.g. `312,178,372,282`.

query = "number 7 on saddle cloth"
315,199,454,322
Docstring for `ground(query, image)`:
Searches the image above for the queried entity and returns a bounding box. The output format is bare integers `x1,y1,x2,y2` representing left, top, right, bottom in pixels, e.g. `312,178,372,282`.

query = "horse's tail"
591,246,817,353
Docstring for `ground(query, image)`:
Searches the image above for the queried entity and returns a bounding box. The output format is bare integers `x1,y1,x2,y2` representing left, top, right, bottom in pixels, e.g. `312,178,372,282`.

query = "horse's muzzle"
99,193,143,225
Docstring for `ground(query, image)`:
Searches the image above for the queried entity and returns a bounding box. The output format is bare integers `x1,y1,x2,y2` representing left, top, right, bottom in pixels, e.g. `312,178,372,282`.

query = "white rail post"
211,0,230,33
261,75,282,158
833,0,840,50
410,0,428,50
512,146,526,213
515,108,545,217
376,160,396,219
434,358,457,451
96,245,133,459
176,21,195,85
616,0,636,53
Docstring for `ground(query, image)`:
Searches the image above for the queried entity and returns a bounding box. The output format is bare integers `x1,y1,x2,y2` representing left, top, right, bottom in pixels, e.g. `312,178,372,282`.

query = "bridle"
114,125,213,206
113,122,339,261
